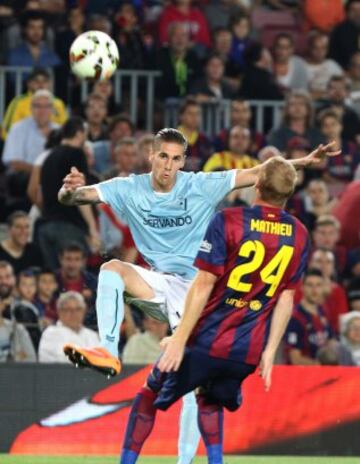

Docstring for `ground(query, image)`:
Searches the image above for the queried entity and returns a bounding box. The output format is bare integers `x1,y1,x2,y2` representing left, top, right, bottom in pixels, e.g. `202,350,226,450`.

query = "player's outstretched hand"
303,141,341,166
158,336,185,372
259,349,275,392
62,166,86,192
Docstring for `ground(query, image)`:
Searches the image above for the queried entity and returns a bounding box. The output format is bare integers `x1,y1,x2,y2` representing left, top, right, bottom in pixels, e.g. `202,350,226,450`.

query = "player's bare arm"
58,166,102,205
260,289,295,392
158,270,217,373
234,141,341,189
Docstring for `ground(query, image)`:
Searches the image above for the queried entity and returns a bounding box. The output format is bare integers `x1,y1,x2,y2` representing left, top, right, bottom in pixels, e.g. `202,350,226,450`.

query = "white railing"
80,70,161,131
164,98,285,136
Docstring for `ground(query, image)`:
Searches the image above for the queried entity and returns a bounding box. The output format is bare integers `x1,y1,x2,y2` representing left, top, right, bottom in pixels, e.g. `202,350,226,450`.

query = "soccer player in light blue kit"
58,128,338,464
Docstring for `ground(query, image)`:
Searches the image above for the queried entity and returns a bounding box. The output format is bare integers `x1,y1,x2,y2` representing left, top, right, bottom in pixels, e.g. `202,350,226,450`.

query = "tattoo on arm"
59,187,101,206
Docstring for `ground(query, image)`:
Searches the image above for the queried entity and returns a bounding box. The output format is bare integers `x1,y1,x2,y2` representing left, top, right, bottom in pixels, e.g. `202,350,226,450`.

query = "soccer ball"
69,30,119,80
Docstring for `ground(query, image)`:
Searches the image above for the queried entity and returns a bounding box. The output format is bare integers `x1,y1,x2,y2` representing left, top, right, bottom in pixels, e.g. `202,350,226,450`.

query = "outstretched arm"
58,166,102,205
158,269,217,373
234,142,341,189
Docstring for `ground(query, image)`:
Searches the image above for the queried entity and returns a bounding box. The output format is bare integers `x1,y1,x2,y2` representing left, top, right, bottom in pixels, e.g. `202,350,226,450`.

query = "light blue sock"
177,392,201,464
96,269,125,357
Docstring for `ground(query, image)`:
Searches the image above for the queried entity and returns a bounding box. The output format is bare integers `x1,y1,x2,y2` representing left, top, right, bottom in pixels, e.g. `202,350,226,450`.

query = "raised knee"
101,259,125,276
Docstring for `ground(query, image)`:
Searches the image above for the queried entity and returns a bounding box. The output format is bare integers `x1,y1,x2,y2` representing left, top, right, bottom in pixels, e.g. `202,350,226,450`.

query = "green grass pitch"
1,456,360,464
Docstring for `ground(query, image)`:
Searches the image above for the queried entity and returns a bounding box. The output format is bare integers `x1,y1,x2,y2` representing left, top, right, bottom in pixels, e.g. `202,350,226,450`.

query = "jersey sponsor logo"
143,215,192,228
250,219,293,236
199,240,212,253
225,297,263,311
249,300,262,311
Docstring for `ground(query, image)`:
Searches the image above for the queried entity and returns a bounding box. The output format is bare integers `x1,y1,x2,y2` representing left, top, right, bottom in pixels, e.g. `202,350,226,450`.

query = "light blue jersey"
95,170,236,279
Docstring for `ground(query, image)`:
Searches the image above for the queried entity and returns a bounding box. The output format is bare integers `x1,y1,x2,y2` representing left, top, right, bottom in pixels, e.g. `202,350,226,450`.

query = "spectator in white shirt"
2,89,59,174
305,31,343,101
38,291,99,363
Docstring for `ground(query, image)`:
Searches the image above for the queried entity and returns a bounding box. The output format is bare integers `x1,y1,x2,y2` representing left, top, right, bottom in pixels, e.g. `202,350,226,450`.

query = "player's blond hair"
257,157,297,206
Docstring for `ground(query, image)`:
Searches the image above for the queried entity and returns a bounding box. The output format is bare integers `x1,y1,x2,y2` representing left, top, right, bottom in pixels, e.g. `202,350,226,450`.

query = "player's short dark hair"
60,242,86,257
108,113,135,135
153,128,188,153
257,157,297,206
303,268,324,282
60,116,86,140
7,210,28,227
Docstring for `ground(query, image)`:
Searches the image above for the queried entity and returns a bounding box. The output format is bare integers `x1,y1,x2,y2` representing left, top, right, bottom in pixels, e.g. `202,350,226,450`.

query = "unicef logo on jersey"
143,215,193,228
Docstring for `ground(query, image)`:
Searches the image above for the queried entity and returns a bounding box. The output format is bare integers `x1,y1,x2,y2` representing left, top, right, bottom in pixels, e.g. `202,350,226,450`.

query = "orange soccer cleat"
63,344,121,378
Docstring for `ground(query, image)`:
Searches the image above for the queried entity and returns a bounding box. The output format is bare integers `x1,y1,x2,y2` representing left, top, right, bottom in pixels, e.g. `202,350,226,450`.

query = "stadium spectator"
0,262,36,362
2,89,58,173
307,249,349,334
156,22,201,99
272,33,308,93
55,6,85,66
38,117,99,269
33,269,58,325
312,215,348,277
190,53,235,101
158,0,211,53
239,42,283,100
348,277,360,311
204,125,257,172
104,138,139,179
16,270,37,306
204,0,243,32
330,0,360,69
1,68,67,140
213,98,265,154
0,211,43,275
0,261,40,351
93,80,122,116
303,0,344,33
320,75,360,143
304,32,343,101
177,97,213,171
332,180,360,250
87,14,112,36
137,134,153,173
6,10,60,69
348,51,360,98
84,93,108,143
92,114,135,175
267,91,324,151
122,315,169,365
56,243,97,326
212,27,241,87
339,312,360,365
318,110,360,190
229,13,252,72
26,127,62,208
38,291,99,363
301,179,336,230
285,269,334,365
114,2,154,70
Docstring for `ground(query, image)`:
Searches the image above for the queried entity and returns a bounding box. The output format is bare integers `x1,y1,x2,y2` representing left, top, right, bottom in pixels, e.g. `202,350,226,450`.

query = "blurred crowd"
0,0,359,367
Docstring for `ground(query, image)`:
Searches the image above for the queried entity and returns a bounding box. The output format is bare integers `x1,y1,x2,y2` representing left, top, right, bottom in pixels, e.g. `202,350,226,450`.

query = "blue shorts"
147,348,256,412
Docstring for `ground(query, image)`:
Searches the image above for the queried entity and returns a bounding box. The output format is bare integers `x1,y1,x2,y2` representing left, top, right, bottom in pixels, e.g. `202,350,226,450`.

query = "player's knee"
101,259,126,277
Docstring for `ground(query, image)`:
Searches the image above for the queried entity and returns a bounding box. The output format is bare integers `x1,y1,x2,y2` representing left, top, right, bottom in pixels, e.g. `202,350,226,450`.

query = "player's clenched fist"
62,166,86,192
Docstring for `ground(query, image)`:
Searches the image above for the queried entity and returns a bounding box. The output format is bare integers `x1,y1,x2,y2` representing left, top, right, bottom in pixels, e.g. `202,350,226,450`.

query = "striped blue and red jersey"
284,304,333,362
190,204,310,366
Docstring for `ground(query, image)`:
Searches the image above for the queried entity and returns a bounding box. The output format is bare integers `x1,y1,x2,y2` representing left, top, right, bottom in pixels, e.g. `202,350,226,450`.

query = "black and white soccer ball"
69,30,119,80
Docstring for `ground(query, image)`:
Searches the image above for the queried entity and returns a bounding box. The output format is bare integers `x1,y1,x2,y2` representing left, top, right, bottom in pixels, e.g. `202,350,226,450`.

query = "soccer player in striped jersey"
120,156,311,464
